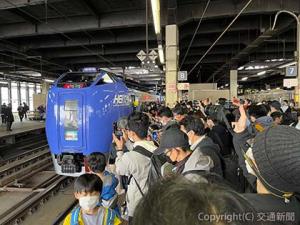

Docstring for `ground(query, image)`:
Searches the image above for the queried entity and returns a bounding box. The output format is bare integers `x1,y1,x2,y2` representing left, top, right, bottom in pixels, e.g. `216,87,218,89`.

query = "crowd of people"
65,98,300,225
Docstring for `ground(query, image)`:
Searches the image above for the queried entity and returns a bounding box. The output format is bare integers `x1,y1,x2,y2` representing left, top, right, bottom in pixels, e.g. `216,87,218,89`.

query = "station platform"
0,120,45,144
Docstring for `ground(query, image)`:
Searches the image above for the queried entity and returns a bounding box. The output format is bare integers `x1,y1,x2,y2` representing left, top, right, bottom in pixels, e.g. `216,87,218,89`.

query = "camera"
113,122,123,139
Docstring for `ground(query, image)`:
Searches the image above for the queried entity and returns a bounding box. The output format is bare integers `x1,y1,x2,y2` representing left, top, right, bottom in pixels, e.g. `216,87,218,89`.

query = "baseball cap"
154,127,189,155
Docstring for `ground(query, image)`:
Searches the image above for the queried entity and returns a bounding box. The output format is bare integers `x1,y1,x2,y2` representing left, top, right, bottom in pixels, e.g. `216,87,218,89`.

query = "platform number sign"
286,66,297,77
178,71,187,81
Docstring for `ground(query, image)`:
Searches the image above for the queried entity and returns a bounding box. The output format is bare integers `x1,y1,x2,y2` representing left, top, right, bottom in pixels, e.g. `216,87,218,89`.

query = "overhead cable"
187,0,253,76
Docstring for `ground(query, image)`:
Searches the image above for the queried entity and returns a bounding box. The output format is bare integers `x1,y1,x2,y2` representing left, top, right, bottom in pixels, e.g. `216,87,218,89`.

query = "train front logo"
46,70,133,176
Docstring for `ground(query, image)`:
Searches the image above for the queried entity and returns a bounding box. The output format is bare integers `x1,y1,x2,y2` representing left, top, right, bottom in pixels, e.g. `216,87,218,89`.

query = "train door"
58,93,85,151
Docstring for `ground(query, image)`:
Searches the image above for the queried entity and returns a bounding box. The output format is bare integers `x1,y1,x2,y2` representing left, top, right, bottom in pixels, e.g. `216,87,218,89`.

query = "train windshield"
57,72,99,88
64,100,79,141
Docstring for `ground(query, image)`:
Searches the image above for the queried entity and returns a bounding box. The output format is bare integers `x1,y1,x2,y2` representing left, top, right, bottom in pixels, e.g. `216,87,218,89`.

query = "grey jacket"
115,140,157,217
182,145,214,174
190,136,224,177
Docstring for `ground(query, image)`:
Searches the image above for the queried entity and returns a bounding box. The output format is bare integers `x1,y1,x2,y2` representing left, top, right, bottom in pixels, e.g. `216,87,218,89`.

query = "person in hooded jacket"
154,127,213,176
233,104,300,225
179,115,223,177
86,153,119,213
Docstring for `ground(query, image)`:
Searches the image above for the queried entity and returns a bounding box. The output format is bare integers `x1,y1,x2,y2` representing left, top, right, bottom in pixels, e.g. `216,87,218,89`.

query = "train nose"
58,93,85,151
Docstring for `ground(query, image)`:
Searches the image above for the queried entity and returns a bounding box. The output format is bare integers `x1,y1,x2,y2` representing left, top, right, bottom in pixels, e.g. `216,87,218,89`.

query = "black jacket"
208,124,233,156
5,106,14,122
243,193,300,225
232,129,257,189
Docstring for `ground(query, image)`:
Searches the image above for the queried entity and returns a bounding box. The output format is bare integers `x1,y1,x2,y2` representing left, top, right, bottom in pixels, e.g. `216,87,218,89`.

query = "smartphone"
152,131,158,142
113,122,123,139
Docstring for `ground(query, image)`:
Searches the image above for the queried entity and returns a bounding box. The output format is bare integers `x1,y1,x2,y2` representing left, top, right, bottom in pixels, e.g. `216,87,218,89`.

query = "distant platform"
0,120,45,140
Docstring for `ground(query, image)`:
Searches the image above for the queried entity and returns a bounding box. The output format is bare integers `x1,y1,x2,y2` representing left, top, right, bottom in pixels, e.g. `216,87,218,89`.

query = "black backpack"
129,146,166,196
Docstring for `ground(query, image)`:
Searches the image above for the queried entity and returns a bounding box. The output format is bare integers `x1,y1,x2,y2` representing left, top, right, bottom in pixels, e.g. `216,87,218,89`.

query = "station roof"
0,0,299,90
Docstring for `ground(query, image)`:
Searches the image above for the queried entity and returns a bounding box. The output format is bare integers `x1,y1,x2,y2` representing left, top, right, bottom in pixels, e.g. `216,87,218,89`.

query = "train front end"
46,70,132,176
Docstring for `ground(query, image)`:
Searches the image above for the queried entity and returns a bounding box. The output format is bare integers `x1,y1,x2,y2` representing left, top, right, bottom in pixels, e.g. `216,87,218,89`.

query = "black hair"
128,112,150,139
180,115,206,136
157,107,173,118
87,152,106,173
74,173,102,193
270,111,283,120
172,106,186,115
248,105,268,119
133,175,259,225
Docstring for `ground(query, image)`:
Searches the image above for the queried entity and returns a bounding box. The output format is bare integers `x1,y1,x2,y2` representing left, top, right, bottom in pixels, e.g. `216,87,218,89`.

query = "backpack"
70,206,117,225
128,146,165,196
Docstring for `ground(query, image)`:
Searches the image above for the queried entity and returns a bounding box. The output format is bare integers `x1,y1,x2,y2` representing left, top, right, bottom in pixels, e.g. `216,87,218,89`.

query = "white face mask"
187,131,193,146
245,148,256,176
79,195,99,210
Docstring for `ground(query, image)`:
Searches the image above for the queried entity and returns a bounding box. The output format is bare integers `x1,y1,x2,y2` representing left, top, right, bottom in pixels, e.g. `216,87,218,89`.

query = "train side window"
96,73,114,85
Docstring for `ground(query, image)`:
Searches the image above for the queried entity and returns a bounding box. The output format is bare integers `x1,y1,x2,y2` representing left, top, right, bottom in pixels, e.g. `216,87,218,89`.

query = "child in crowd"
63,174,121,225
86,153,119,212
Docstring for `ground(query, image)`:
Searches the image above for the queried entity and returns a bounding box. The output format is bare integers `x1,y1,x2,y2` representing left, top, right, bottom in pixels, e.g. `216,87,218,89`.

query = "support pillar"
165,24,179,107
295,15,300,107
230,70,238,99
8,80,11,104
41,82,50,95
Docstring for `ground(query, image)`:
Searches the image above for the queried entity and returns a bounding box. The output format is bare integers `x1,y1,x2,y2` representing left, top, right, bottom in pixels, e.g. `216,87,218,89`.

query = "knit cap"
252,126,300,193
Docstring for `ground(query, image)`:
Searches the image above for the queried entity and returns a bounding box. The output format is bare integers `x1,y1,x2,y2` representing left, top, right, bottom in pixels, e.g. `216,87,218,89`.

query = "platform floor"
0,120,45,138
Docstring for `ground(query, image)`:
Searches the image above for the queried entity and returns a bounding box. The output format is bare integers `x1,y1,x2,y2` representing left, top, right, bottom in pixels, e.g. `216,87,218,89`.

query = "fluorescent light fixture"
158,44,164,64
237,66,244,70
44,78,55,83
257,71,266,76
0,81,8,84
151,0,161,35
225,83,229,87
241,77,248,81
278,61,296,69
83,67,97,72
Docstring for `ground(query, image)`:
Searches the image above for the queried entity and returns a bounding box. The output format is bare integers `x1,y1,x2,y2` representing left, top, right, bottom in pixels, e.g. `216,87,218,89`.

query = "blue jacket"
101,171,119,202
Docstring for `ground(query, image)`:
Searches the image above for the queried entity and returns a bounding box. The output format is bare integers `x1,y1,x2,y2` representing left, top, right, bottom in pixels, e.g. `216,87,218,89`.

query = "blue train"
46,69,135,176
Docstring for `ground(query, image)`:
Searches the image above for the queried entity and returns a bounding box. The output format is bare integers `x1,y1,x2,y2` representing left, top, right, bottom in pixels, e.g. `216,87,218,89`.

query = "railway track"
0,145,51,187
0,175,73,225
0,144,49,167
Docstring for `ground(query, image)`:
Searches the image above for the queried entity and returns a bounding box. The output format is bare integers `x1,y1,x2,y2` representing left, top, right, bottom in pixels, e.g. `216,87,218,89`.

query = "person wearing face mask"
179,115,224,177
154,127,213,176
86,153,119,213
157,106,178,132
113,112,157,224
63,174,121,225
233,105,300,224
242,127,300,225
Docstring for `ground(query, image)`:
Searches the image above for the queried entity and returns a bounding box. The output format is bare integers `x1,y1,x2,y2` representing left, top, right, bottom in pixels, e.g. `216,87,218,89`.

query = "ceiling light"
158,44,164,64
257,71,266,76
238,66,244,70
241,77,248,81
150,0,161,35
225,83,229,87
278,61,297,69
245,66,254,70
44,78,55,83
